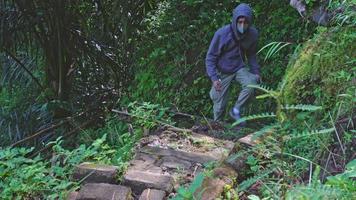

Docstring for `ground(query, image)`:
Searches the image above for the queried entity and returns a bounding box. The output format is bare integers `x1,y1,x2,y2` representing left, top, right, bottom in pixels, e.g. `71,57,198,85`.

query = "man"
206,3,261,124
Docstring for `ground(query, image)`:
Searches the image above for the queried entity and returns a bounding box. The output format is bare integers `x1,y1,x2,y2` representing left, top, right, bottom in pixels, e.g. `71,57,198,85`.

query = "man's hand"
255,74,262,84
213,79,222,92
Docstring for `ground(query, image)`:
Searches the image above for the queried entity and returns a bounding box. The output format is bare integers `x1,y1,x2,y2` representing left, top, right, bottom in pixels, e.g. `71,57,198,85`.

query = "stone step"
238,133,262,146
139,189,166,200
122,170,174,195
139,146,218,164
194,165,237,200
73,162,119,184
66,191,78,200
76,183,132,200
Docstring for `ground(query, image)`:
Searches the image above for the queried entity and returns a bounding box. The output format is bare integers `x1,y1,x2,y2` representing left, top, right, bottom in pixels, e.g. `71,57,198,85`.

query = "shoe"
229,108,246,127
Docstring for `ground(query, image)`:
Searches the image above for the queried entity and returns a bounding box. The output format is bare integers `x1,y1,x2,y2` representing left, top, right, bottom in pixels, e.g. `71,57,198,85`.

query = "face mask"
237,24,248,34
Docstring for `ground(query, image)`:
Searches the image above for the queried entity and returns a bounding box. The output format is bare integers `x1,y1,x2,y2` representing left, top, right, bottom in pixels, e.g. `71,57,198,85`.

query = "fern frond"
247,84,280,99
238,169,274,192
256,93,273,99
257,42,292,61
247,84,273,93
286,184,349,200
226,148,255,164
284,128,335,140
251,123,280,141
232,113,276,126
282,104,322,111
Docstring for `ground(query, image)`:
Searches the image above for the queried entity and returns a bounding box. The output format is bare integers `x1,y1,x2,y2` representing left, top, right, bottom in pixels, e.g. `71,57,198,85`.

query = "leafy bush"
127,101,173,129
127,0,316,117
282,26,355,118
171,173,205,200
227,16,355,198
0,124,141,199
0,146,76,199
286,159,356,200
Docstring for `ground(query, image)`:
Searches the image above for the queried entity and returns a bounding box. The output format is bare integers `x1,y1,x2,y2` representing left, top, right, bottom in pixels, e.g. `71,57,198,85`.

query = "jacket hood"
232,3,253,40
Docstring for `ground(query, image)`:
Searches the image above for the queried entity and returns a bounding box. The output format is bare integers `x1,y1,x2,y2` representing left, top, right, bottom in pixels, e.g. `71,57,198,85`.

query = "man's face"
237,16,249,33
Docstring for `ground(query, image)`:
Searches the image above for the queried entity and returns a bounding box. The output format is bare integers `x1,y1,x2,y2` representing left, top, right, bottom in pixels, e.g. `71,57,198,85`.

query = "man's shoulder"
248,26,259,38
215,25,231,36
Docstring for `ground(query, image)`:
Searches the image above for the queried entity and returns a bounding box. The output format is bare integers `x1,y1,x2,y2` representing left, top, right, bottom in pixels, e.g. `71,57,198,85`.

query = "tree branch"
3,48,46,92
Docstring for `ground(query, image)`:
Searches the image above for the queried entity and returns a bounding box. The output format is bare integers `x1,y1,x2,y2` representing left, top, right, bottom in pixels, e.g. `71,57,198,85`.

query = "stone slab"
66,191,78,200
138,189,166,200
76,183,132,200
140,146,217,164
194,165,238,200
238,134,259,146
195,177,226,200
73,162,118,184
123,170,174,194
160,156,192,170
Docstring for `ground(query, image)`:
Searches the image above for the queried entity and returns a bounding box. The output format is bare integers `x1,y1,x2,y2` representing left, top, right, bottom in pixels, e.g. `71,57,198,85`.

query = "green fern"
226,148,255,164
285,184,351,200
247,84,274,93
257,42,292,61
232,112,276,126
238,169,274,192
247,84,280,99
255,93,274,100
172,173,205,200
282,104,322,111
284,128,335,140
251,123,280,141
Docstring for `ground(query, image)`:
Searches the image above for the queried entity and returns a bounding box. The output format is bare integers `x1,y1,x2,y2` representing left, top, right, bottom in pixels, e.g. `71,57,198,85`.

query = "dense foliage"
0,0,158,146
0,123,141,199
128,0,316,116
0,0,355,199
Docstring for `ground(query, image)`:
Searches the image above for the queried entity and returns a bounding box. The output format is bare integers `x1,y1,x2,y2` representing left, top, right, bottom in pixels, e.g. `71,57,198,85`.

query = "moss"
281,26,356,117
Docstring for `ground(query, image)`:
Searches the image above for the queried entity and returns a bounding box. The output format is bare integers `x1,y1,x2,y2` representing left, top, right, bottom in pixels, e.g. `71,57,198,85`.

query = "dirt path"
67,125,253,200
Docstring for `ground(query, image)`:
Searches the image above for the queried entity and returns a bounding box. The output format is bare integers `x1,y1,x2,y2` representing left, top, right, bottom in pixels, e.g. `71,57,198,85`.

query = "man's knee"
247,74,259,85
213,105,225,121
210,87,223,103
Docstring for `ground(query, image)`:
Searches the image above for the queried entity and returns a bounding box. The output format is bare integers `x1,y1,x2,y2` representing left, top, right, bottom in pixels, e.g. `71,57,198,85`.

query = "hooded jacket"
205,3,260,82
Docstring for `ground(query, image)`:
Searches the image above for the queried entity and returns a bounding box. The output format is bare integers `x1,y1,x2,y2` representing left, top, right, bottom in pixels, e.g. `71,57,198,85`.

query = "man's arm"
247,38,260,76
205,31,223,82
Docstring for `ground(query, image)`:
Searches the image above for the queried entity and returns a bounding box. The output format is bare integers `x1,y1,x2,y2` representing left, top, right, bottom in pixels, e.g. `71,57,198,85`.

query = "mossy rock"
281,26,355,117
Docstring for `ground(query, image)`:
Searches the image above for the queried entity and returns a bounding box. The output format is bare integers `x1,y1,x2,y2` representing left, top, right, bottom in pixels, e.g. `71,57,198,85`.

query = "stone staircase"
67,129,254,200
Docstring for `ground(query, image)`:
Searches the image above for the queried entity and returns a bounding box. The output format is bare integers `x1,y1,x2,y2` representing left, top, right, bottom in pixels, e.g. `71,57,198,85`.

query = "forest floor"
68,120,253,200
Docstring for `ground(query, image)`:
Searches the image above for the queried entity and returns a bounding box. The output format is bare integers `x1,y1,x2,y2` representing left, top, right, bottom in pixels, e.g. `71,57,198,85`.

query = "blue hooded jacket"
205,3,260,82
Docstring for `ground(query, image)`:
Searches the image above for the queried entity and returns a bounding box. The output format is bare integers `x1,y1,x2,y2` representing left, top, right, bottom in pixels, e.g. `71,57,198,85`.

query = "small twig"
321,152,331,182
192,163,201,177
3,48,47,94
111,109,194,133
128,124,134,135
30,120,93,157
167,127,193,133
329,113,345,155
201,112,213,131
146,188,150,200
171,110,196,119
10,120,69,147
308,163,313,186
331,153,338,168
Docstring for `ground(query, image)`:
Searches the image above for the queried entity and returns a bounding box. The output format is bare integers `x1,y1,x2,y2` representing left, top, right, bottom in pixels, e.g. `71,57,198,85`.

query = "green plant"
285,159,356,200
129,0,316,116
0,125,139,199
227,83,336,197
246,155,260,174
127,101,173,129
0,147,75,199
171,173,205,200
257,42,292,62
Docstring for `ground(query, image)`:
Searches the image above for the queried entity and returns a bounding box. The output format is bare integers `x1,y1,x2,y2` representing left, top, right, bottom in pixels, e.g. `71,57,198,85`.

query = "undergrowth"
0,118,142,199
